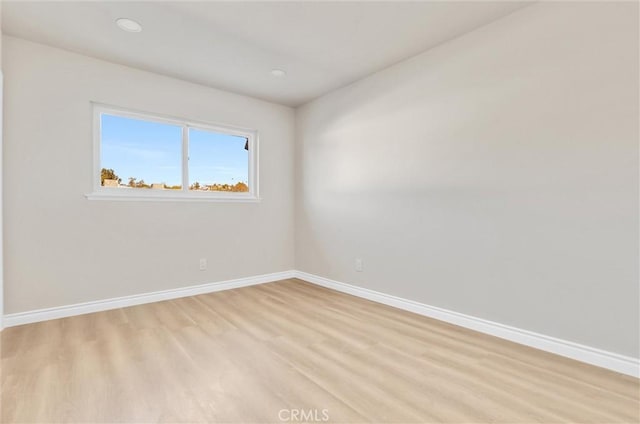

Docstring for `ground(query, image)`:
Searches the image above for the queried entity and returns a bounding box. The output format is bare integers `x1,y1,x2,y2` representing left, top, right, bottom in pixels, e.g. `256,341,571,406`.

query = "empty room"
0,1,638,423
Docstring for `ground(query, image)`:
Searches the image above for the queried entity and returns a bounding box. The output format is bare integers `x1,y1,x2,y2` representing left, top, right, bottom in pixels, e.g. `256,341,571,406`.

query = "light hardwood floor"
1,279,638,423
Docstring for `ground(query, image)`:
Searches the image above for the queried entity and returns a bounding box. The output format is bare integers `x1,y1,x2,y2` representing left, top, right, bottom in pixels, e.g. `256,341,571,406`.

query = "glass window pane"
100,114,182,190
188,128,249,192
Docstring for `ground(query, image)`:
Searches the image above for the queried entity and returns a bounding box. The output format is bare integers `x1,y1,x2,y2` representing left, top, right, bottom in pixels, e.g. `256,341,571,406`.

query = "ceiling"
2,1,531,107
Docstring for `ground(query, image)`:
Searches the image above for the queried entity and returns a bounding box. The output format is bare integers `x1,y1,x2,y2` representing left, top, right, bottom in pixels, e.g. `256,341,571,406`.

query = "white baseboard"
294,271,640,379
2,270,296,328
3,269,637,378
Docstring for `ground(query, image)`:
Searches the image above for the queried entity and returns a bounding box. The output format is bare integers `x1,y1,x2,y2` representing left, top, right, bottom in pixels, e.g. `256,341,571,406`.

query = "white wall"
295,2,639,358
2,36,295,314
0,2,4,325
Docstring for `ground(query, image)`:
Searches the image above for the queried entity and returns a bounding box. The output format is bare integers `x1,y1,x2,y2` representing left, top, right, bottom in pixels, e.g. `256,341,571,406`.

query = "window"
89,105,258,201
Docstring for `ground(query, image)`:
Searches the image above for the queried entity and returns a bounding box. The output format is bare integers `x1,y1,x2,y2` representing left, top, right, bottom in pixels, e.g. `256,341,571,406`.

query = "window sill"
85,191,261,203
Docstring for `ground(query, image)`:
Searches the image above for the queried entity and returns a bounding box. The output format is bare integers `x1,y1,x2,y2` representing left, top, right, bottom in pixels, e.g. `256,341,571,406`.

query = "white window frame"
86,103,259,202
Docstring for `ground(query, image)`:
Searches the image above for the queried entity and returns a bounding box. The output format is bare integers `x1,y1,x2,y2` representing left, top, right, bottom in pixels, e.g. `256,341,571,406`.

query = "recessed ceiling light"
270,69,286,77
116,18,142,33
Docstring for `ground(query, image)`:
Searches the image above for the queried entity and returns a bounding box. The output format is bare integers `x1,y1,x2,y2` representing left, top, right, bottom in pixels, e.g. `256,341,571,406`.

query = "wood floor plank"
2,278,638,423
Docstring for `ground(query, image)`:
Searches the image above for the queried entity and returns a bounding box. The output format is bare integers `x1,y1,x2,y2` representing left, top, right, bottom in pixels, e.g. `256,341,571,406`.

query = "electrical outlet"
199,258,207,271
355,258,363,272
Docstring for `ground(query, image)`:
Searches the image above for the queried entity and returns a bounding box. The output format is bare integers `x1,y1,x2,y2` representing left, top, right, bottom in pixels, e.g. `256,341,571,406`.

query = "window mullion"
182,125,189,191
